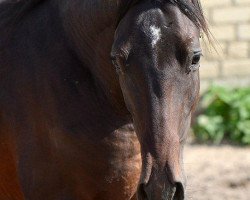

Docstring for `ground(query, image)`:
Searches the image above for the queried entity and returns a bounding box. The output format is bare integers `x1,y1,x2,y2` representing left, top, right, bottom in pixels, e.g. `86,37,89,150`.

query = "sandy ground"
184,145,250,200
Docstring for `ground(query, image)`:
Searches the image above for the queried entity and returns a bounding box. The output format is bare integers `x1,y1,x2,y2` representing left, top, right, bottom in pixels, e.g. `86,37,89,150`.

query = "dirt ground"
184,145,250,200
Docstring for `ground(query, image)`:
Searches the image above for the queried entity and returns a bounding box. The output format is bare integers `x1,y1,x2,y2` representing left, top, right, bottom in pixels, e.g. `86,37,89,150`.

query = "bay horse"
0,0,208,199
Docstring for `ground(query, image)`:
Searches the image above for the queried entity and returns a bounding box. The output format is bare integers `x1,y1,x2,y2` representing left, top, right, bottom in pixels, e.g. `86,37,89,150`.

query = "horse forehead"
139,16,197,48
137,5,195,33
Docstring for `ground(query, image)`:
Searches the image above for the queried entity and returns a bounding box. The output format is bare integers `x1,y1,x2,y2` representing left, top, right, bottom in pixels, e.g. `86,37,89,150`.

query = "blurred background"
185,0,250,199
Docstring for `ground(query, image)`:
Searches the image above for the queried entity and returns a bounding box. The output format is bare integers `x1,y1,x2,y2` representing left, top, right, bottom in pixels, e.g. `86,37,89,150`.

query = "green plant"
193,85,250,145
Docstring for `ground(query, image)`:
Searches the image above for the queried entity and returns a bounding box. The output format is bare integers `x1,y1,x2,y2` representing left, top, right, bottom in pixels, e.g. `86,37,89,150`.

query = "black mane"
0,0,209,37
0,0,43,28
170,0,209,36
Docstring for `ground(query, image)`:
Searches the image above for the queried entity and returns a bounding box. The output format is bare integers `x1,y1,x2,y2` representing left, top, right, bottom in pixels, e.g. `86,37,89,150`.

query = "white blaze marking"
149,25,161,47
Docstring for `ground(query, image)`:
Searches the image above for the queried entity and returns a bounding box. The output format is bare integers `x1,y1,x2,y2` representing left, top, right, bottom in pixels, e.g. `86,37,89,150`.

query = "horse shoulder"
0,117,24,200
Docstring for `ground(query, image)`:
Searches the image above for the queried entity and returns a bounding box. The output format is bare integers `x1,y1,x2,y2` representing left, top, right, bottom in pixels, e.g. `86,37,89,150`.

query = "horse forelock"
118,0,209,40
170,0,209,37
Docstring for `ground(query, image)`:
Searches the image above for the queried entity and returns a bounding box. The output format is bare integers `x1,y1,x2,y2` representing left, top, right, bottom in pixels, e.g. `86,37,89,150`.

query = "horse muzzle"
137,181,185,200
136,162,185,200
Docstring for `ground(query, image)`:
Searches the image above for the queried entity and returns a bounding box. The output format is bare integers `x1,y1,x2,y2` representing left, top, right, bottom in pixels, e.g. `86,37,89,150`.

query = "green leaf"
193,85,250,145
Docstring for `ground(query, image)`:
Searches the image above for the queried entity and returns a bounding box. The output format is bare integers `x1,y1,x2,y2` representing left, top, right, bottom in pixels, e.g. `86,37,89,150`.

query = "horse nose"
173,182,185,200
137,182,185,200
137,183,147,200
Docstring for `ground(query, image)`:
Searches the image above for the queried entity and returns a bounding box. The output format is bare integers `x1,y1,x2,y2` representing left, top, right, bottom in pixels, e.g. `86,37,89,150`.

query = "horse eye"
111,53,128,74
111,49,130,73
111,56,118,67
192,54,201,65
187,52,202,74
111,56,122,73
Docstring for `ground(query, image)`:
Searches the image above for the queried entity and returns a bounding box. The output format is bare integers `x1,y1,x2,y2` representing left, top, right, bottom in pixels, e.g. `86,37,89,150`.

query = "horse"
0,0,208,199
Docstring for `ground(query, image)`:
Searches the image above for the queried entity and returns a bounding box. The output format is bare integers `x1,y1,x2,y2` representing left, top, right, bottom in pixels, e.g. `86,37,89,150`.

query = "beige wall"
200,0,250,90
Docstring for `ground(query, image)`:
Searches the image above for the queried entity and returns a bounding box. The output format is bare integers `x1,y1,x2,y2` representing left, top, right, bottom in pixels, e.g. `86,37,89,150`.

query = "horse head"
111,1,207,199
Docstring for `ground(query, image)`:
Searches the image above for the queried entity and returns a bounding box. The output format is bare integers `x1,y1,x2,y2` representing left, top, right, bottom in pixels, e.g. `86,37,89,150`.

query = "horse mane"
0,0,209,40
0,0,44,31
170,0,209,38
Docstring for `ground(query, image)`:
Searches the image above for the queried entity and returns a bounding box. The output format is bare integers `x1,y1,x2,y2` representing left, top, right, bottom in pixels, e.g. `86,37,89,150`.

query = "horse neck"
55,0,131,116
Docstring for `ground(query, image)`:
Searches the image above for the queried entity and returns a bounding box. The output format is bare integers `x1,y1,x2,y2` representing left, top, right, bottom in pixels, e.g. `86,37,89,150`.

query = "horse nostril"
173,182,185,200
137,183,148,200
